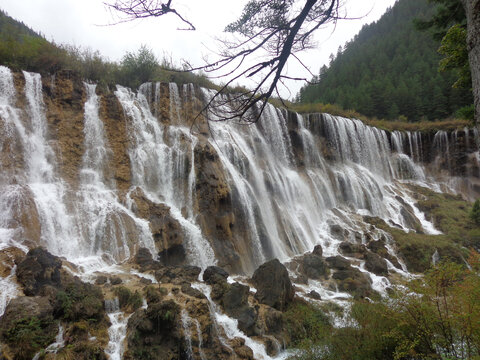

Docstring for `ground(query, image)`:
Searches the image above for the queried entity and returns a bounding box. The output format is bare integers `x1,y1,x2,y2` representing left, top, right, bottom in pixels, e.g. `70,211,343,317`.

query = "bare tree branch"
106,0,342,124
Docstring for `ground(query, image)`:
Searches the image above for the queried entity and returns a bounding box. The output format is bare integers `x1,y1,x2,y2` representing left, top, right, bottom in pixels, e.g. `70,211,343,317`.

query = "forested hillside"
0,10,219,90
298,0,473,122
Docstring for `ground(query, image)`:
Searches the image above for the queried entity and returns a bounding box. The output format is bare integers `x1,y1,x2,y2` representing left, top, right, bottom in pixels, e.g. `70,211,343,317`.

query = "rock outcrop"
251,259,295,311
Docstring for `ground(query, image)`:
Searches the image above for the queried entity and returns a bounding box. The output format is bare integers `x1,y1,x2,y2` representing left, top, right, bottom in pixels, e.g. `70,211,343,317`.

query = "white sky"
1,0,397,98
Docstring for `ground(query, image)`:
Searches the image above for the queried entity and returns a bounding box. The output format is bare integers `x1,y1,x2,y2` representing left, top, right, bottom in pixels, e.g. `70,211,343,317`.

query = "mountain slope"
298,0,473,121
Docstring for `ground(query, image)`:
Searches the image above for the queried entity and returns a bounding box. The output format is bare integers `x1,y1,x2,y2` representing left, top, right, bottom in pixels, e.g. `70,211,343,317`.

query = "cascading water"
2,66,478,359
75,82,156,262
201,88,440,273
115,84,215,268
105,298,131,360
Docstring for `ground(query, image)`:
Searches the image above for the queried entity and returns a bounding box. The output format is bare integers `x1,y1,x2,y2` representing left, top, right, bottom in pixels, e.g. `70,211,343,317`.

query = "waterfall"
76,82,156,261
192,282,291,360
115,85,216,268
105,298,131,360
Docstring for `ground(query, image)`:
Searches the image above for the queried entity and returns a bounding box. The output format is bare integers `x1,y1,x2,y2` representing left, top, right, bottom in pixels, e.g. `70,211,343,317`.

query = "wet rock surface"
251,259,295,311
0,248,109,360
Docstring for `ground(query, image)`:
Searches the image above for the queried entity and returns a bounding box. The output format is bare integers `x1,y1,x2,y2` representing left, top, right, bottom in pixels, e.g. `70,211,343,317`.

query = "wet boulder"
203,265,229,285
155,265,201,285
338,241,366,258
221,282,257,336
364,252,388,276
251,259,294,311
300,253,328,280
16,247,62,296
325,256,351,270
332,266,373,299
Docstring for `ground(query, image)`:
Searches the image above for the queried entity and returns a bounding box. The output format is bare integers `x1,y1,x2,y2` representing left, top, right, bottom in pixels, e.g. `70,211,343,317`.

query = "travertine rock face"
98,91,131,192
129,187,185,264
43,70,86,188
193,138,241,271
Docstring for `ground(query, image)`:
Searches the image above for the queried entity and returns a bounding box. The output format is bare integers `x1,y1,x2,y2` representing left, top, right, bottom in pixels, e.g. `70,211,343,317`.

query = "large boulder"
364,252,389,276
338,241,366,259
300,253,328,280
203,266,229,285
221,282,257,336
155,265,201,285
251,259,294,311
325,256,351,270
16,247,62,296
332,267,373,299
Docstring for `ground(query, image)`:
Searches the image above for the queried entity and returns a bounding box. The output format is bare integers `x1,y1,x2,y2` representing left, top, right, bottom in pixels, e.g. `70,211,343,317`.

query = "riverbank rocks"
364,251,389,276
154,265,201,285
251,259,294,311
0,248,109,360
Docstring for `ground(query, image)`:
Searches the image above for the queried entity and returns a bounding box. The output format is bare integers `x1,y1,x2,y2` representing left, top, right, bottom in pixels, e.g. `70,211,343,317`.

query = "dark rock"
325,256,350,270
312,244,323,257
251,259,294,311
110,276,123,285
367,239,388,256
301,254,328,279
307,290,322,300
135,247,155,269
262,307,284,334
203,265,229,285
155,265,201,284
180,283,205,299
125,300,183,360
16,247,62,296
339,241,366,258
140,277,153,285
158,244,186,267
332,267,373,299
364,252,389,276
330,224,346,240
95,275,108,285
221,282,257,335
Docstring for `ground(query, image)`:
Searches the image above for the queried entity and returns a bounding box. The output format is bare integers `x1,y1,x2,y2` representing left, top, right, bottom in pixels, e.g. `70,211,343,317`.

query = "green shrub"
55,281,104,321
113,286,143,312
470,199,480,226
283,300,331,348
5,316,56,360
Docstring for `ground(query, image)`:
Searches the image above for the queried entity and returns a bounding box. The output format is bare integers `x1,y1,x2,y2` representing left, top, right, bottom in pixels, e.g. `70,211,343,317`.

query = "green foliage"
0,11,222,92
55,281,104,321
225,0,292,36
113,286,143,312
5,316,56,360
439,24,471,89
469,199,480,225
298,0,473,122
367,186,478,272
291,257,480,360
414,0,465,40
118,45,159,89
283,300,331,347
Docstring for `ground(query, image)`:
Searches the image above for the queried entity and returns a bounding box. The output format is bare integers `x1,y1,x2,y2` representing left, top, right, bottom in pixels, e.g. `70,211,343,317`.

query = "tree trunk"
462,0,480,125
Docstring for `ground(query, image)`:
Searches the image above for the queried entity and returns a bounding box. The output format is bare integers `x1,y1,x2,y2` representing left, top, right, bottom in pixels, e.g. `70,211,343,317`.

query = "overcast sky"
1,0,397,98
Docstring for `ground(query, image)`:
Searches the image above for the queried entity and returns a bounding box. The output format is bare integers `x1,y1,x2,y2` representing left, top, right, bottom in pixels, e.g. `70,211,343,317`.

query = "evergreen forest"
298,0,473,122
